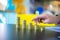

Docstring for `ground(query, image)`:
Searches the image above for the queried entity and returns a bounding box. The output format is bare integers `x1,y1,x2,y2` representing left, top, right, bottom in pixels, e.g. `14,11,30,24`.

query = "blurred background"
0,0,60,40
0,0,60,24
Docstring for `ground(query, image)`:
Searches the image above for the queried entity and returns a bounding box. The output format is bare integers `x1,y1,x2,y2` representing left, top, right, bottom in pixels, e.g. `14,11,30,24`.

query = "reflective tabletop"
0,24,60,40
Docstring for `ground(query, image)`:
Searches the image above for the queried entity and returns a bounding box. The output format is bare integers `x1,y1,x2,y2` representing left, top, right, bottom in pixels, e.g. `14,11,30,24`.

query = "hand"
33,14,60,24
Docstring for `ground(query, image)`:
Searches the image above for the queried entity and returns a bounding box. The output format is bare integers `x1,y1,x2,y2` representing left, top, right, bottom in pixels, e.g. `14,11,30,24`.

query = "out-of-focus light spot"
45,27,60,32
0,14,6,24
35,11,39,15
57,36,60,38
7,0,15,11
36,7,44,14
0,0,8,11
0,23,6,39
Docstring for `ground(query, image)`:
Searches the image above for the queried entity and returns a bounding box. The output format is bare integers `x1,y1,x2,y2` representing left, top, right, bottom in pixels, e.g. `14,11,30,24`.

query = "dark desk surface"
0,24,60,40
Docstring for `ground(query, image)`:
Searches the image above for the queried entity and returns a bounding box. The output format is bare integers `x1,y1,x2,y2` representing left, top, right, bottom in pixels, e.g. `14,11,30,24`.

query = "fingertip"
32,17,38,21
32,18,36,21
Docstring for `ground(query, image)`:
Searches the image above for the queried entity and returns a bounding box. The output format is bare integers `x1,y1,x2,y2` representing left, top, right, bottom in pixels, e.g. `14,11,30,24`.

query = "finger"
33,19,38,23
32,15,40,21
43,19,51,24
32,14,47,22
38,18,42,23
